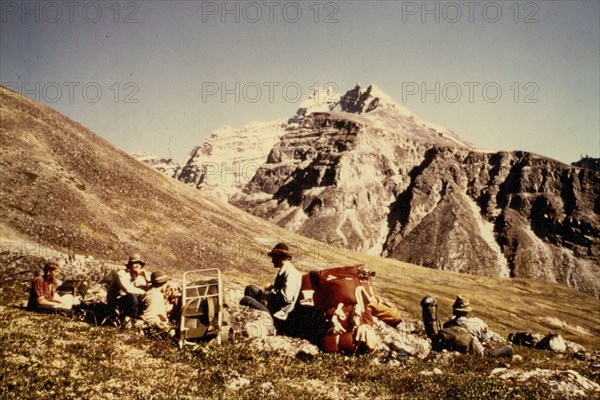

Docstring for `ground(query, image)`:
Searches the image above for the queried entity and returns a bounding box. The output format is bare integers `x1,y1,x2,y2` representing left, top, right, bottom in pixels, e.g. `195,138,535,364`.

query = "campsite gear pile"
303,265,380,353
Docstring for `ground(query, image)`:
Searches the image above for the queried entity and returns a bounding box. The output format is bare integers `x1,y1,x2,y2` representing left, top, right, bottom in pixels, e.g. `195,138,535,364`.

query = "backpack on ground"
309,265,379,354
437,325,475,353
57,279,89,297
420,295,475,354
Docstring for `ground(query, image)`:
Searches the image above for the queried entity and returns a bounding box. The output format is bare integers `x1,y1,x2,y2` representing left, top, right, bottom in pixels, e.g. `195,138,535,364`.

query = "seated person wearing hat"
106,254,151,319
240,243,302,329
141,271,171,328
27,258,75,313
443,295,513,359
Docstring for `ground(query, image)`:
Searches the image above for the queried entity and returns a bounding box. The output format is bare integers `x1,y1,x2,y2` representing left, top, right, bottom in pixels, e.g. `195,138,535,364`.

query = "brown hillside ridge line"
0,85,599,348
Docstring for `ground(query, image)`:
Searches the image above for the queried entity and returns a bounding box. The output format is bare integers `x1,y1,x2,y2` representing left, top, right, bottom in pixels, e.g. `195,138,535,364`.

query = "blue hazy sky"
1,0,598,164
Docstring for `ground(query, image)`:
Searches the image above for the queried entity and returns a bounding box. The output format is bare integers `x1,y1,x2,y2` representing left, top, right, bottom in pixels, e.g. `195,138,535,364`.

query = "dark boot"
486,345,514,359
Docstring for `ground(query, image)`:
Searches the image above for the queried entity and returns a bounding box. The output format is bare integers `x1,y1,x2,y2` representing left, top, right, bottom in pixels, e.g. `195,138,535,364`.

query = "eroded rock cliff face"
178,121,287,200
382,149,599,298
185,85,600,297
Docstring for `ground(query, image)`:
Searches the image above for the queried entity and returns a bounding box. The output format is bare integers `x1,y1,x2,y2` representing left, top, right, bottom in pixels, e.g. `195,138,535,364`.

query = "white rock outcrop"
491,368,600,398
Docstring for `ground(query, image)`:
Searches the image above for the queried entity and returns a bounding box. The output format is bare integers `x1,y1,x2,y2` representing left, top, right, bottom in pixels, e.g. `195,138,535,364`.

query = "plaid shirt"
27,276,55,309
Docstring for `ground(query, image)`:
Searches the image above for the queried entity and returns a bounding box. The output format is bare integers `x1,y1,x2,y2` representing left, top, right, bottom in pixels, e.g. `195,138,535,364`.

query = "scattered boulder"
426,350,462,365
509,332,585,354
224,371,251,391
227,376,250,391
512,354,523,363
227,288,277,339
574,350,600,363
238,308,277,339
397,320,423,333
259,381,276,396
537,334,567,353
566,341,586,354
491,368,600,398
420,367,443,376
251,336,320,360
373,318,431,362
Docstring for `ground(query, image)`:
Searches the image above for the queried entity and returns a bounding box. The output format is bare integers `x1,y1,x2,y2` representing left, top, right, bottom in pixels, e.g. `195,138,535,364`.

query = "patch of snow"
334,213,349,248
462,193,510,278
297,85,340,115
520,225,557,281
343,209,367,247
367,217,391,256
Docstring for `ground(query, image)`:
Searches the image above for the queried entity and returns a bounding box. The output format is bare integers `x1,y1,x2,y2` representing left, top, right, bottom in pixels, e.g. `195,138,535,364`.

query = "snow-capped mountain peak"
334,84,410,115
296,85,341,117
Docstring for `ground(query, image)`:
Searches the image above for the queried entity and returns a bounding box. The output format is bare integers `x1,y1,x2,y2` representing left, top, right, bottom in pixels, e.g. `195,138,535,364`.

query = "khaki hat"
151,271,170,285
126,253,145,267
452,295,473,312
267,243,292,259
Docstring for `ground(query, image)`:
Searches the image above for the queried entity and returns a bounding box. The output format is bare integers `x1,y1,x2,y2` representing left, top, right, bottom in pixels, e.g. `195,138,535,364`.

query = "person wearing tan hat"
27,258,73,313
141,271,171,327
106,253,151,319
443,294,513,359
240,243,302,328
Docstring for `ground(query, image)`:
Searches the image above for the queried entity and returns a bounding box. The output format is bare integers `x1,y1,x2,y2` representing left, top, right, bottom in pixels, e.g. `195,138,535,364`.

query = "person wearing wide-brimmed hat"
106,254,151,319
240,243,302,327
443,294,513,359
141,271,171,327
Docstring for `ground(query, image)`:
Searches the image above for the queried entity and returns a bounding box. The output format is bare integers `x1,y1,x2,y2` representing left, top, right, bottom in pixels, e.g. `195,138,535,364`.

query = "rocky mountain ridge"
171,84,600,297
572,156,600,172
177,120,287,201
131,152,181,178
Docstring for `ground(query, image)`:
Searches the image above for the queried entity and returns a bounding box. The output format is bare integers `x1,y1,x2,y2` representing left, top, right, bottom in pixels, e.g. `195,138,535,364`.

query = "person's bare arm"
37,297,62,307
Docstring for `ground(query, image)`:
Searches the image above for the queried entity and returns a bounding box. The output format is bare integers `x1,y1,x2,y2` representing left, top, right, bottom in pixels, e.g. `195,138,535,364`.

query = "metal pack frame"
179,268,225,348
